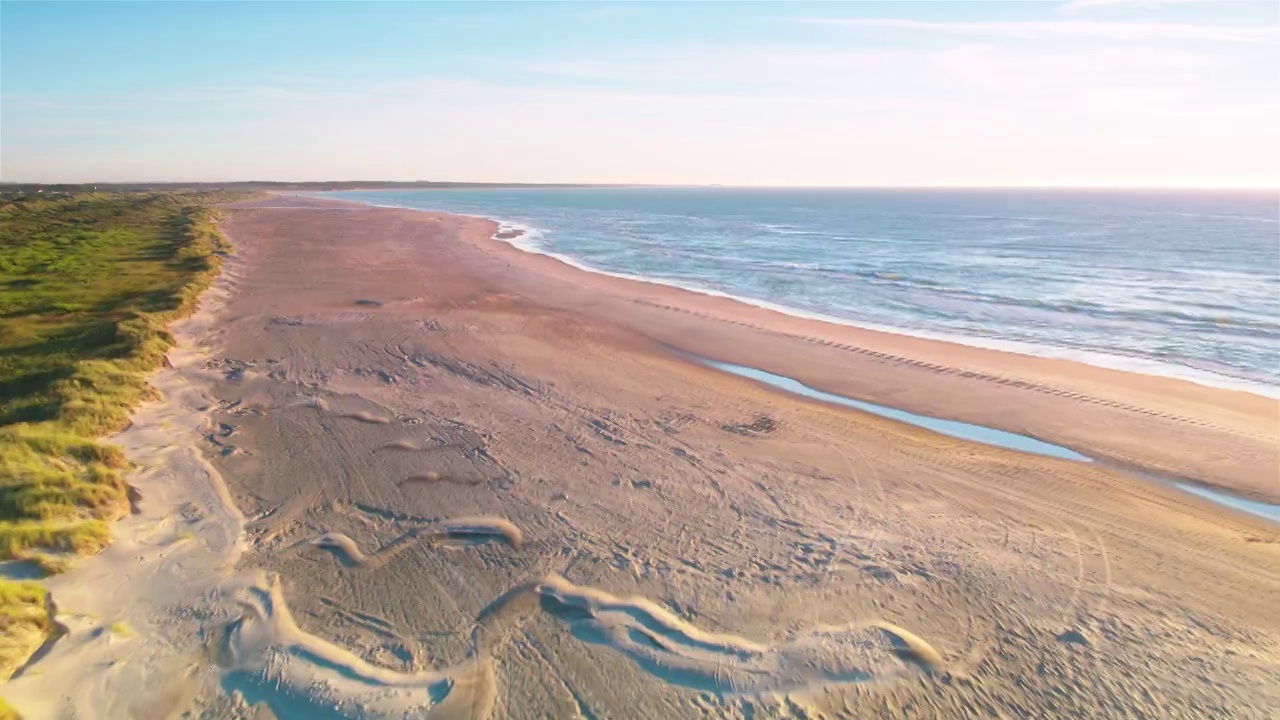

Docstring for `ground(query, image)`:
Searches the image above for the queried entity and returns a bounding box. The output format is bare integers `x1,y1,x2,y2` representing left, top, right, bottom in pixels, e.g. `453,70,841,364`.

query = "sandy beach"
6,0,1278,714
15,194,1278,719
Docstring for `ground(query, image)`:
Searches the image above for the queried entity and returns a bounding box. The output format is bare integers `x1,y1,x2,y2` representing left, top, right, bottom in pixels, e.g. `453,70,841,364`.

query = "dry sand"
9,194,1279,719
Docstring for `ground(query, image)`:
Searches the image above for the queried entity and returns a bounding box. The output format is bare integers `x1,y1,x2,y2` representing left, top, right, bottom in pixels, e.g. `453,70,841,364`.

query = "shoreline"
321,192,1280,402
299,193,1278,505
86,193,1275,718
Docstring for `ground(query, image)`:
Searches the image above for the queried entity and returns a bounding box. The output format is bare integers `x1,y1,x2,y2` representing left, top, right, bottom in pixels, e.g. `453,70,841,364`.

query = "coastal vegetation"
0,191,240,680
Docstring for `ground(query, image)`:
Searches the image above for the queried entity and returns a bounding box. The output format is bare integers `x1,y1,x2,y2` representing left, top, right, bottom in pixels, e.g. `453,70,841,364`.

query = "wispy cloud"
5,20,1276,185
797,17,1276,43
1058,0,1203,15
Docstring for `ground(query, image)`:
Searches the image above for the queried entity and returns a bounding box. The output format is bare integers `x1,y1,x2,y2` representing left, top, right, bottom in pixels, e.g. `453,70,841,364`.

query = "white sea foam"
493,223,1280,398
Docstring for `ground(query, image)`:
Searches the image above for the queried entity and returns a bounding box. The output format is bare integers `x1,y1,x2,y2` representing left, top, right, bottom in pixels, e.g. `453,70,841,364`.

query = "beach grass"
0,580,49,683
0,692,23,719
0,191,242,680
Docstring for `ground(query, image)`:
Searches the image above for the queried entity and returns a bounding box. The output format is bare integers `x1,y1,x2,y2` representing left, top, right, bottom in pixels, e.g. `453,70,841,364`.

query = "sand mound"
310,532,375,567
379,439,429,452
209,570,935,718
338,410,391,424
874,622,945,673
378,439,465,453
471,581,544,655
310,529,441,569
398,471,484,488
438,516,523,549
283,396,328,411
531,574,926,695
309,517,523,569
215,571,496,719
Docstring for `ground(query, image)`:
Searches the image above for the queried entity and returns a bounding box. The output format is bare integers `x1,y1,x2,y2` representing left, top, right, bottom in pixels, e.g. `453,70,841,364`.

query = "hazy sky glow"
2,0,1277,186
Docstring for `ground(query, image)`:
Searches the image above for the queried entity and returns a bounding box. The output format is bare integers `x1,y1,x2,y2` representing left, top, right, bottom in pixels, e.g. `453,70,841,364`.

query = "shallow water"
698,356,1280,524
324,188,1280,396
1175,483,1280,524
699,357,1091,462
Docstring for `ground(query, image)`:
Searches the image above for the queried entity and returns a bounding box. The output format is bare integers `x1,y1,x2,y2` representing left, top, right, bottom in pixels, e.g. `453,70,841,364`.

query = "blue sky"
2,1,1277,186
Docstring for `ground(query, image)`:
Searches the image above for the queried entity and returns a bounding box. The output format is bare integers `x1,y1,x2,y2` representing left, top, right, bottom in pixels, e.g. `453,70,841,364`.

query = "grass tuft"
0,695,21,719
0,580,50,682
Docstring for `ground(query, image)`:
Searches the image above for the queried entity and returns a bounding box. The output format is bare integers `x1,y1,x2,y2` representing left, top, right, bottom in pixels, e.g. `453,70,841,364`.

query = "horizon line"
3,180,1277,192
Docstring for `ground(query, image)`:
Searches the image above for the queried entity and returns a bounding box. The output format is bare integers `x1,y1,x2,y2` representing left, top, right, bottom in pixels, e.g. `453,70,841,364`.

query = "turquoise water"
327,188,1280,397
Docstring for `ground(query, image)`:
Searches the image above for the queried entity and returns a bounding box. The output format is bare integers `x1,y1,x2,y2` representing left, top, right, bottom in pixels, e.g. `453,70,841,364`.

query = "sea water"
325,188,1279,397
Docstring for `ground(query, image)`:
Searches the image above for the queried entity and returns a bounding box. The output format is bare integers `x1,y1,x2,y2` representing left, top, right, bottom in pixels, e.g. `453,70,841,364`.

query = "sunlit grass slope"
0,191,241,680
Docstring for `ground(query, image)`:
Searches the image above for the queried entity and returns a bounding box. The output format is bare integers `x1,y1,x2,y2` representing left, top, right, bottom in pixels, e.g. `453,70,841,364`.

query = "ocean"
325,188,1280,397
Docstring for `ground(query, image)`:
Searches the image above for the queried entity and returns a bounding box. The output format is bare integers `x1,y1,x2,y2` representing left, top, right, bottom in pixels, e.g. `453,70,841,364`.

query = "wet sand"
17,193,1278,719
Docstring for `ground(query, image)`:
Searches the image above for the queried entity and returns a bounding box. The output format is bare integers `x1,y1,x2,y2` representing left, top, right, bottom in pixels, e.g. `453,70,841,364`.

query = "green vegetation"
0,693,23,719
0,191,241,683
0,192,231,553
0,580,49,682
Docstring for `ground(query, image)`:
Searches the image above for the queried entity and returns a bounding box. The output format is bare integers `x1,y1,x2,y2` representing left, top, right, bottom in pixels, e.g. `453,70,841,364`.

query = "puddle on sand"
697,357,1280,525
699,358,1090,462
1175,483,1280,524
